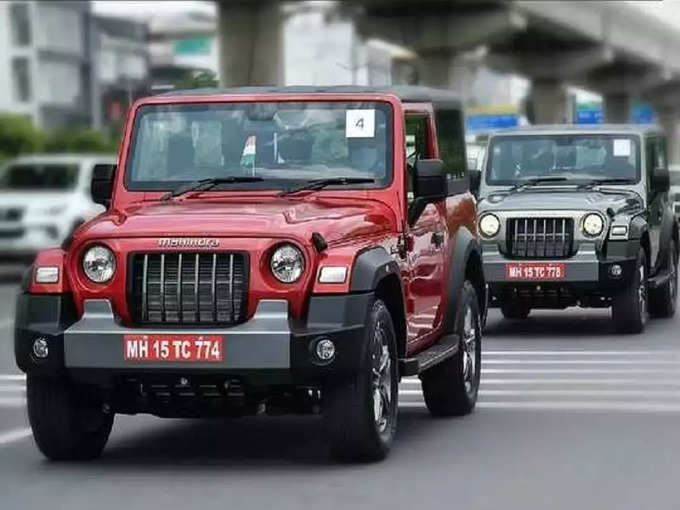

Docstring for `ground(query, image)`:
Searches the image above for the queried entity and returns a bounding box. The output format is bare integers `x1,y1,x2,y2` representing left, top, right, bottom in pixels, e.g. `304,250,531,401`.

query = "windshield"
126,101,393,191
0,163,79,190
486,134,640,186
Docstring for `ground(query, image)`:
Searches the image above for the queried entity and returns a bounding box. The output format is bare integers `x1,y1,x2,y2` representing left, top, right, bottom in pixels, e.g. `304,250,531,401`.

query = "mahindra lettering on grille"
157,238,220,248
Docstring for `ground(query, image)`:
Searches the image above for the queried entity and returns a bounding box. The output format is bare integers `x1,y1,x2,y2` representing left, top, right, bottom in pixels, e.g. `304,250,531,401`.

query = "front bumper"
482,241,639,300
15,293,373,386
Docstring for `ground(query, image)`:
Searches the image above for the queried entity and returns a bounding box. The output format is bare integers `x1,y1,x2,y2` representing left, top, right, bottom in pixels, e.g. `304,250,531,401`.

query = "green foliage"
174,69,219,90
0,113,120,163
43,128,119,154
0,113,45,162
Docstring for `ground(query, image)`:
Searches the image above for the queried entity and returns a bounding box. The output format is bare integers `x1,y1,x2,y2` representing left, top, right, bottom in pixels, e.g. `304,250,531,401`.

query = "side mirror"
652,166,670,193
469,168,481,195
413,159,446,202
409,159,446,226
91,164,116,207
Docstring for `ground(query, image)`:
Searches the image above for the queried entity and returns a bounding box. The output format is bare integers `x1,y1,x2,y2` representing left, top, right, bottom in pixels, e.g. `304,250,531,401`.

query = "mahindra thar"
16,86,485,461
471,124,678,334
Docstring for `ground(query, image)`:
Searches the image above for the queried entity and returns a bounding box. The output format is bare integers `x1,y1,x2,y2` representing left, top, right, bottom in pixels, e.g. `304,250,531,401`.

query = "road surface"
1,280,679,510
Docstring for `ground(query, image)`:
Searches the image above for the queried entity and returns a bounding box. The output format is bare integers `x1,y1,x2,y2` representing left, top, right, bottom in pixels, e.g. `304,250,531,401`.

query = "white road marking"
480,378,680,386
0,398,25,407
484,350,680,356
0,375,25,381
483,368,680,374
400,401,680,413
0,428,31,447
0,385,24,393
483,359,680,365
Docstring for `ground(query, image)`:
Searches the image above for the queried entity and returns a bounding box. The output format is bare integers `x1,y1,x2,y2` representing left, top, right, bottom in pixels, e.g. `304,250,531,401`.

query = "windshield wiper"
278,177,375,197
510,177,569,191
161,176,264,201
578,178,636,189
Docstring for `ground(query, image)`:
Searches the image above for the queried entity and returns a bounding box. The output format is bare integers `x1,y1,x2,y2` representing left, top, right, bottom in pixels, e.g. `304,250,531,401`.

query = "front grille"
0,228,24,239
0,208,23,222
130,252,248,325
507,218,573,258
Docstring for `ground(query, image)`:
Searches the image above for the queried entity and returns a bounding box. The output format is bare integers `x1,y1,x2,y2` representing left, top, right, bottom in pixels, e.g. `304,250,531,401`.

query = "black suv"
471,125,678,333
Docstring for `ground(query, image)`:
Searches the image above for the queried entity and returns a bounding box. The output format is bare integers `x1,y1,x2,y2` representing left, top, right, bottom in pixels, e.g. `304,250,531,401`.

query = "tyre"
649,239,678,318
612,248,648,334
421,281,482,417
27,376,114,461
323,298,398,462
500,302,530,320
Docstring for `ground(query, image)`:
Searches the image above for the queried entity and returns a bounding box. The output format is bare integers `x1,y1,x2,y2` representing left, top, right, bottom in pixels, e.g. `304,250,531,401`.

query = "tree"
174,69,219,90
0,113,45,161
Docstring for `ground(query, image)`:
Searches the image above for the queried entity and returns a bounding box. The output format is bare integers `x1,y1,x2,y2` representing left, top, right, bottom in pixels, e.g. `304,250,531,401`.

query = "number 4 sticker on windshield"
346,109,375,138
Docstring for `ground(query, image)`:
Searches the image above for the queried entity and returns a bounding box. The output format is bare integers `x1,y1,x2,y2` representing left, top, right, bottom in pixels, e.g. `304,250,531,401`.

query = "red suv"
15,86,485,461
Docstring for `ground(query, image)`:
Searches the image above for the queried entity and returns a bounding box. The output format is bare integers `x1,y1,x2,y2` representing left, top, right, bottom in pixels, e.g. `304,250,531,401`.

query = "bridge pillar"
604,93,632,124
417,53,478,100
657,108,680,165
528,79,569,124
217,1,283,86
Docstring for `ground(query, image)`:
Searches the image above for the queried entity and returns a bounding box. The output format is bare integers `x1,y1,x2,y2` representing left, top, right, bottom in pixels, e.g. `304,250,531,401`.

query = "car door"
404,113,447,348
645,135,667,269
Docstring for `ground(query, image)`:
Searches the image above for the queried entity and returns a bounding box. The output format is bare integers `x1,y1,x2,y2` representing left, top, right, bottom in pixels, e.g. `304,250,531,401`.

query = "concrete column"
604,93,632,124
417,53,478,101
527,79,569,124
217,1,284,86
657,107,680,165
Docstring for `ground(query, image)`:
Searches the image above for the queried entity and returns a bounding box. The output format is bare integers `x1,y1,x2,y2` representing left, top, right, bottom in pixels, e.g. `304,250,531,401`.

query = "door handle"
431,232,444,247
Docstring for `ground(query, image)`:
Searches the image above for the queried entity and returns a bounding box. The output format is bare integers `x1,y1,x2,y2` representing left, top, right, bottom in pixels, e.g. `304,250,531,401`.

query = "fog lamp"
315,338,336,362
32,337,49,359
610,264,623,277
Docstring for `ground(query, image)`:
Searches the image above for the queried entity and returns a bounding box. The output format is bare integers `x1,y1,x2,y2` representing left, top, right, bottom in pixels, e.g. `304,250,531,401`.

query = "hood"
479,187,642,215
81,196,396,245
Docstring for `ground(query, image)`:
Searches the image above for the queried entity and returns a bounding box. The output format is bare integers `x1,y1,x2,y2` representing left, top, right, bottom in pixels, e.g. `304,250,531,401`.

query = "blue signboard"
575,102,603,125
632,103,654,124
466,114,518,131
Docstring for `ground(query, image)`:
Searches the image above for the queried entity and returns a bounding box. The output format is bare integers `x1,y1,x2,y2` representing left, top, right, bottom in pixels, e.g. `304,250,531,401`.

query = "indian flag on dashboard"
240,135,256,170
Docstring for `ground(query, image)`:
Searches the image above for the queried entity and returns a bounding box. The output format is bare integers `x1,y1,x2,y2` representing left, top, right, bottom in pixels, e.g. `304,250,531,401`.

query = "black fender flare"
442,226,484,335
349,246,401,292
657,208,679,273
349,246,406,357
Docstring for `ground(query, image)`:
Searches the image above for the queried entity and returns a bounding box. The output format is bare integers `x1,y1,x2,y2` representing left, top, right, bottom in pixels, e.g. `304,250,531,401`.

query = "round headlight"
479,213,501,238
82,245,116,283
270,244,305,283
582,213,604,237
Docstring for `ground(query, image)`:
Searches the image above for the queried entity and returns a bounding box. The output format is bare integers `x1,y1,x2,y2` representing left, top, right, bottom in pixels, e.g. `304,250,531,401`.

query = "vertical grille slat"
142,254,148,322
160,254,166,322
131,251,248,325
507,217,574,259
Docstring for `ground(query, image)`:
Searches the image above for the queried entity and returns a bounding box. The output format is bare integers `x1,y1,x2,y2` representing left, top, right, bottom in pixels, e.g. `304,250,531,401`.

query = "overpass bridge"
216,1,680,162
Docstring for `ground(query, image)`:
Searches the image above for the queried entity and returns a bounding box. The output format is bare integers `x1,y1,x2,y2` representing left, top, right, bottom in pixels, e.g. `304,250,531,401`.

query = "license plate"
123,334,223,362
505,262,566,280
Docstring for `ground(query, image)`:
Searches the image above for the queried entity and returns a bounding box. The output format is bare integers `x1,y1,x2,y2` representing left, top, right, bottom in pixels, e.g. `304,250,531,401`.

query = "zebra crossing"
3,349,680,413
399,349,680,412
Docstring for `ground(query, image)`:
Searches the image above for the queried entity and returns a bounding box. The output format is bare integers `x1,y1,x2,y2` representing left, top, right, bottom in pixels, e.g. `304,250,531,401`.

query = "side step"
398,334,460,377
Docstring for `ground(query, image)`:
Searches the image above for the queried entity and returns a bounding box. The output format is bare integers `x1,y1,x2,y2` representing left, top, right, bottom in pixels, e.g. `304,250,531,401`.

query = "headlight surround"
82,245,116,283
479,213,501,238
582,213,605,237
270,243,305,283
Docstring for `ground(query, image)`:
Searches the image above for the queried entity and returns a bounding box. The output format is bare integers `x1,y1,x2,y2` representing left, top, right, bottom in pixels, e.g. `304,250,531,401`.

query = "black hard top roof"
159,85,462,108
492,124,662,136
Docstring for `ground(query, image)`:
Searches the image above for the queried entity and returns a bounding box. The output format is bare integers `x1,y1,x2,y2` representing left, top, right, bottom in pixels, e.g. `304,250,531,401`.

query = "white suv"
0,153,115,260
